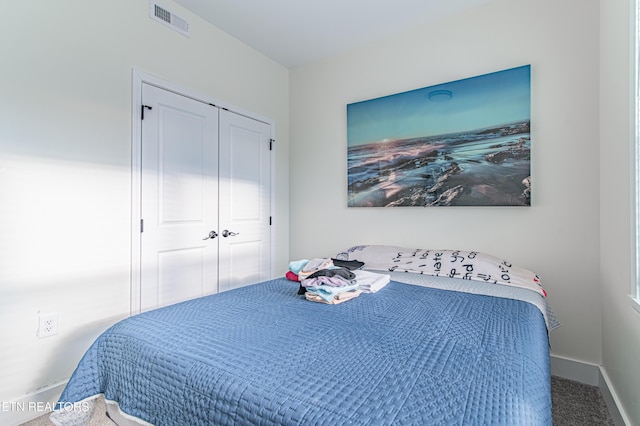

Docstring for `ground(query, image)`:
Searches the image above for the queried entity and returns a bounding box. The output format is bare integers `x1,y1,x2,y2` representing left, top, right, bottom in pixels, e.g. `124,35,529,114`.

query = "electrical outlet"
38,313,58,338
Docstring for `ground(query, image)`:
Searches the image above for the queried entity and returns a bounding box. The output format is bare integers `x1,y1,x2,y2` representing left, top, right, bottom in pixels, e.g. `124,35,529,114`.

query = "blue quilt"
54,278,551,425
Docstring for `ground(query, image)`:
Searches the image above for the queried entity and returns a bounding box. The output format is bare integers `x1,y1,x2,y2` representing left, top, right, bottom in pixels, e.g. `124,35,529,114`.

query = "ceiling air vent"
149,1,190,37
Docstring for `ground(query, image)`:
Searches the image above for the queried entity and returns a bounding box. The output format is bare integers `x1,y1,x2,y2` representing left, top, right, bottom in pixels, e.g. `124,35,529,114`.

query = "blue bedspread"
54,278,551,425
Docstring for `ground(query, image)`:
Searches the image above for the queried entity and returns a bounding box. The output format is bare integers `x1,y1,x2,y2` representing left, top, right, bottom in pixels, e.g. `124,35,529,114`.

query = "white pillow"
335,245,546,297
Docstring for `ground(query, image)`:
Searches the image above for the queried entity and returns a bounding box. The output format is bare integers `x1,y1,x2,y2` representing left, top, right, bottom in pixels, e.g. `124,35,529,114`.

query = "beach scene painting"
347,65,531,207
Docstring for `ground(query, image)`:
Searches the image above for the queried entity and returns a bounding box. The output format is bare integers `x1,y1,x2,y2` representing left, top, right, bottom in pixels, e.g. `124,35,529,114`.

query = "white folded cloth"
353,270,390,293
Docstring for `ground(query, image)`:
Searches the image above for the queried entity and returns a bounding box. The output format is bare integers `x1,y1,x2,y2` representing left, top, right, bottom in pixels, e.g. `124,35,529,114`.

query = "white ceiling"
173,0,495,68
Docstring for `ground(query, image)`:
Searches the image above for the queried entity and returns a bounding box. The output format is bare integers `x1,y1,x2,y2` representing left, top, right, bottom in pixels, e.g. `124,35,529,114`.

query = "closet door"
139,84,219,311
218,110,272,292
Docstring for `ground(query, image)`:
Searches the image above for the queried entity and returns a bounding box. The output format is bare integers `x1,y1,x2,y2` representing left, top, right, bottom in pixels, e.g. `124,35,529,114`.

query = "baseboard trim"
0,380,67,426
599,366,633,426
550,354,600,385
550,355,630,426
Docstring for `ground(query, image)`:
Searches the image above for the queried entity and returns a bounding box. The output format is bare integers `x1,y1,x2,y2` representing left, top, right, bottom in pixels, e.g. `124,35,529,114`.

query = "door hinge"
141,105,153,120
269,139,275,151
140,219,144,233
269,216,272,226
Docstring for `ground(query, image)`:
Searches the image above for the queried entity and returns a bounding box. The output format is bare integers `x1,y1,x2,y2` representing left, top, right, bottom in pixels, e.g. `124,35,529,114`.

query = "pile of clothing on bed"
286,257,390,304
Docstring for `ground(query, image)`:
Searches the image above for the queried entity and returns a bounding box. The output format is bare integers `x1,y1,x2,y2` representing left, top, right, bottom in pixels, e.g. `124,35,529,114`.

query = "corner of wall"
551,355,631,425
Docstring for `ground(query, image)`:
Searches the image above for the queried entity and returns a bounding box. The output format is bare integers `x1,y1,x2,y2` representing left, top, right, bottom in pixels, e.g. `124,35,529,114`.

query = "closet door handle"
221,230,239,238
203,231,218,240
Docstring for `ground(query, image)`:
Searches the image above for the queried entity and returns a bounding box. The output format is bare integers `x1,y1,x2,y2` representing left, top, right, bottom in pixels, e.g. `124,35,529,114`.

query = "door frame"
130,69,276,315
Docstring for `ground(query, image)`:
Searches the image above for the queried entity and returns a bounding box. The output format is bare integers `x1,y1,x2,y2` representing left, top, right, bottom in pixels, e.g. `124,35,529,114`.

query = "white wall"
0,0,289,417
290,0,602,367
600,0,640,423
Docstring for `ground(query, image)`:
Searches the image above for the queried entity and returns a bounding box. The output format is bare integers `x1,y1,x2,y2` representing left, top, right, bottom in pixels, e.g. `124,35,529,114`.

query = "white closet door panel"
219,110,271,292
157,248,205,307
227,240,263,287
140,83,219,311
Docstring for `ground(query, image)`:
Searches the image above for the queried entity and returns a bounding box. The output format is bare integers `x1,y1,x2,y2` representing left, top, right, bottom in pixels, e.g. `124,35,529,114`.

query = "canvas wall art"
347,65,531,207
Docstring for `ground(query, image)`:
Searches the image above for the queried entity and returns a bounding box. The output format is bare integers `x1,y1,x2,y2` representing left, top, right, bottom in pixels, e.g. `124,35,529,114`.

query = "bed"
51,246,558,426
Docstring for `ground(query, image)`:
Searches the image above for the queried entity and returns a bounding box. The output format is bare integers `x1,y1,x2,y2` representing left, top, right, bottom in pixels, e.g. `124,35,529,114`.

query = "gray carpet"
551,375,615,425
21,375,614,425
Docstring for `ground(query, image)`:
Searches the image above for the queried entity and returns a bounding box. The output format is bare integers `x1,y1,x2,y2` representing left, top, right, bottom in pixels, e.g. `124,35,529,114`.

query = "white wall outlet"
38,313,58,338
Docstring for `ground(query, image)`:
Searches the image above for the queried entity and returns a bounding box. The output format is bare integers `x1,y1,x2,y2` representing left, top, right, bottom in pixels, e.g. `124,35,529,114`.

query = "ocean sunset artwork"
347,65,531,207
